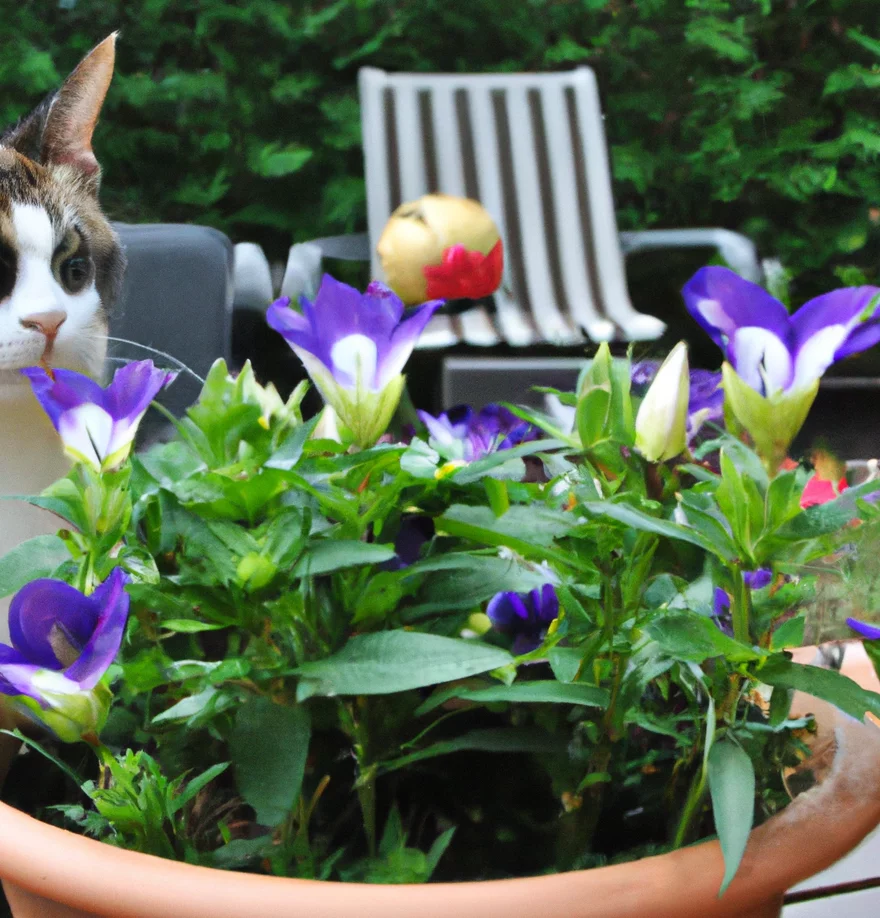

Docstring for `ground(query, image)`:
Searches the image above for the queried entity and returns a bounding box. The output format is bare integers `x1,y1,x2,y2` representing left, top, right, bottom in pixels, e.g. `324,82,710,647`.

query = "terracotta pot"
1,645,879,918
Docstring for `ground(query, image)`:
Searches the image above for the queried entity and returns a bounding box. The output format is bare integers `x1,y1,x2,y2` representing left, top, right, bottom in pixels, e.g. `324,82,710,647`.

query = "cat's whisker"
92,335,206,385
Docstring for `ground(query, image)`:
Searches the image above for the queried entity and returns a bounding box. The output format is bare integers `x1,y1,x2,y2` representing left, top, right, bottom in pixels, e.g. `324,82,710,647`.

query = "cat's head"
0,34,124,391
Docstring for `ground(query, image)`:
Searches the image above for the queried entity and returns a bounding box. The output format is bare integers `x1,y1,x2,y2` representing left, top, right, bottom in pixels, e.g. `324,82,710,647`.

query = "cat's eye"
59,255,93,294
0,243,16,302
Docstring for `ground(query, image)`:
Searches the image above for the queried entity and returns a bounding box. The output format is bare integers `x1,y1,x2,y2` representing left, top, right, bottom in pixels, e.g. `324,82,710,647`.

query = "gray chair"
110,223,234,428
269,66,761,350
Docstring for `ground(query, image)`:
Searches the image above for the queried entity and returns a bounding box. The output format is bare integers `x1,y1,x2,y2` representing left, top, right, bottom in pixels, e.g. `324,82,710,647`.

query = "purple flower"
417,404,536,462
267,275,442,447
743,568,772,590
0,569,130,741
687,369,724,439
713,587,733,636
21,360,177,472
683,267,880,396
631,360,661,391
383,514,435,570
713,570,772,636
846,618,880,640
487,584,559,654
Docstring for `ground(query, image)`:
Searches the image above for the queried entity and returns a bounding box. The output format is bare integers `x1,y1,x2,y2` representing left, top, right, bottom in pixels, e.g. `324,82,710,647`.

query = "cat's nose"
20,310,67,340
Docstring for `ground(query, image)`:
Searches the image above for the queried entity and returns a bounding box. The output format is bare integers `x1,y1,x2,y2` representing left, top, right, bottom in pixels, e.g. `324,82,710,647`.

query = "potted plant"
1,267,880,918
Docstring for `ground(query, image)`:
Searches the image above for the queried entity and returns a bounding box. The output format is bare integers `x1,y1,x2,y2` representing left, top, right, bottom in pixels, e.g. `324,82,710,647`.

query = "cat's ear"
4,34,116,188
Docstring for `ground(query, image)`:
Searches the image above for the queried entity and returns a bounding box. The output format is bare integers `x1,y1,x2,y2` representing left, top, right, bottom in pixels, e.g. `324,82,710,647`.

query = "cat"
0,35,124,638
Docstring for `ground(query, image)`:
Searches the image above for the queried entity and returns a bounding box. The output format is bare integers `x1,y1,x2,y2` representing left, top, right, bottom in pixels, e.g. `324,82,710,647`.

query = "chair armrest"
619,228,762,283
280,233,372,301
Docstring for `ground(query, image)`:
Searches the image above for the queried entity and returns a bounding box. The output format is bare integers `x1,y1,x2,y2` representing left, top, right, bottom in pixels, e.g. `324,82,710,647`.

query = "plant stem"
342,700,377,857
672,762,708,848
731,567,751,643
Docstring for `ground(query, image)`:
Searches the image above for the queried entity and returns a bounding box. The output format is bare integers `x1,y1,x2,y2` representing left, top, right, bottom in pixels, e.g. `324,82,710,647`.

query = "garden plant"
2,264,880,896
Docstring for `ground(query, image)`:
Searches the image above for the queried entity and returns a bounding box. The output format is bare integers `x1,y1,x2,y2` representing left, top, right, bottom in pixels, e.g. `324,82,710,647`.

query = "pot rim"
1,647,879,918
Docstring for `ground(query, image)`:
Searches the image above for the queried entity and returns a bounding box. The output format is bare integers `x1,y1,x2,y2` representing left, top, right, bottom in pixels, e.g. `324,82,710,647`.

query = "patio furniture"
110,223,234,432
262,66,760,352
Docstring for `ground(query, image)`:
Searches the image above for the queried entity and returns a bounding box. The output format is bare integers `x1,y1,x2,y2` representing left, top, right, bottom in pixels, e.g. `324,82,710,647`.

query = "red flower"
423,240,504,300
801,474,848,509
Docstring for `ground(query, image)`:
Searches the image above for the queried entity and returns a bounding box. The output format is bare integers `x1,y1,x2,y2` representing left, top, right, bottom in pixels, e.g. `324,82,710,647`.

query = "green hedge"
2,0,879,298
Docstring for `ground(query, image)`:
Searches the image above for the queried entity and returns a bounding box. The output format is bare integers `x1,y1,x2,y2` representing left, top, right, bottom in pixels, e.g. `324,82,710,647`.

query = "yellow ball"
376,194,501,304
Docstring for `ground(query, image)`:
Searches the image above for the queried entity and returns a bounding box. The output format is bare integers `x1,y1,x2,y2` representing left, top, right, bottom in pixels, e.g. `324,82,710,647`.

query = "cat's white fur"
0,202,108,640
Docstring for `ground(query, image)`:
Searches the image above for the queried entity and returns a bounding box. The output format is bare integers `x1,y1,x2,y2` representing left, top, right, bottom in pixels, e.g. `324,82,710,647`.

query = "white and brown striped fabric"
358,66,667,349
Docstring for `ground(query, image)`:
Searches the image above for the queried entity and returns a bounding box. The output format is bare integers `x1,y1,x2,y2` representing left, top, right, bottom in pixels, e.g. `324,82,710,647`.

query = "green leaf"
230,697,310,826
169,762,230,815
415,680,609,715
548,646,584,683
708,740,755,894
582,500,736,560
0,534,69,597
376,727,564,776
265,417,320,470
293,540,396,576
438,504,574,549
294,631,514,697
757,656,880,721
776,479,880,539
152,688,218,724
450,438,566,484
646,611,763,663
249,141,313,178
770,615,805,651
160,619,228,634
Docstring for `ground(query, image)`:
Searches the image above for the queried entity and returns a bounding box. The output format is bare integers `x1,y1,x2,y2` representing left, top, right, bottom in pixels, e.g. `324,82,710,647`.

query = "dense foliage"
5,329,880,886
2,0,879,304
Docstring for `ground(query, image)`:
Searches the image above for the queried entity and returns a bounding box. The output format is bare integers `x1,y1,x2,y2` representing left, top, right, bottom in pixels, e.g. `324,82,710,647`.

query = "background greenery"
2,0,879,303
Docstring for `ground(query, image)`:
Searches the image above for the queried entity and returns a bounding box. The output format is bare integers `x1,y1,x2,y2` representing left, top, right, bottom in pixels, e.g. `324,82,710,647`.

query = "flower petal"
0,645,39,701
713,587,731,619
834,319,880,361
792,287,880,346
8,579,100,671
20,367,104,429
58,403,113,468
728,326,793,395
103,360,177,423
377,298,444,388
64,569,131,689
790,324,849,391
743,569,772,590
330,334,379,391
266,298,331,370
534,583,559,624
487,591,531,629
846,617,880,641
682,267,791,354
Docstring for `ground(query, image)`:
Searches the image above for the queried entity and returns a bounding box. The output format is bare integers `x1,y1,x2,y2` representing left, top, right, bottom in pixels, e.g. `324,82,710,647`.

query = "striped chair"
266,66,761,352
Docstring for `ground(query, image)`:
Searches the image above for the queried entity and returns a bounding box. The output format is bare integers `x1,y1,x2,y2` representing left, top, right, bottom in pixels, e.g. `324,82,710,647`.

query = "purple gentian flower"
383,514,435,570
631,360,661,392
743,568,772,590
687,369,724,439
0,569,130,741
683,267,880,396
487,584,559,654
846,618,880,640
417,404,536,463
267,275,443,447
713,569,772,636
21,360,177,472
712,587,733,636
